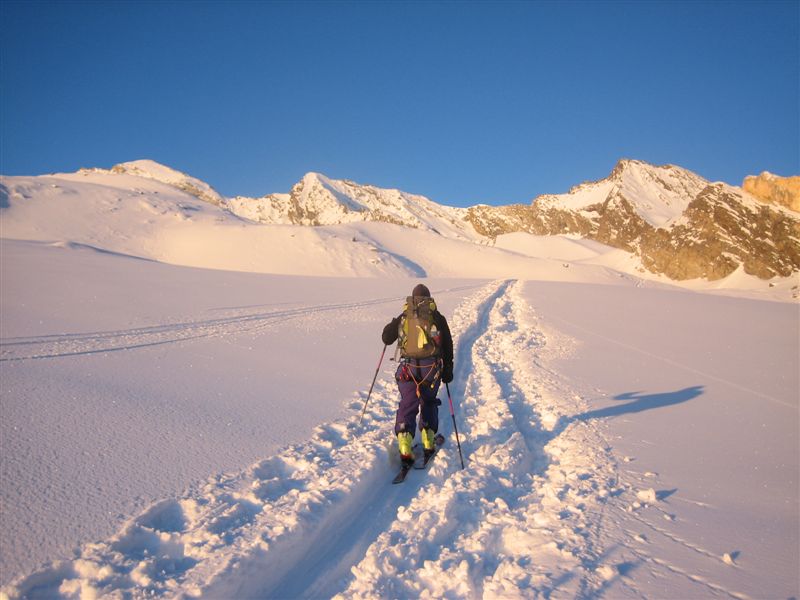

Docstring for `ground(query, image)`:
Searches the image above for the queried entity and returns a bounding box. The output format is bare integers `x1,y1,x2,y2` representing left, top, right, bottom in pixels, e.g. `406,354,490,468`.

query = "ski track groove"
0,297,403,362
335,280,624,599
0,282,498,600
0,280,624,599
636,551,750,600
1,279,752,600
627,511,727,563
0,285,483,362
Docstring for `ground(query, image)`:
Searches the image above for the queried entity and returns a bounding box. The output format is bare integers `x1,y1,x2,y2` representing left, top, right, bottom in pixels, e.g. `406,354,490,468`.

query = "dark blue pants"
394,359,441,436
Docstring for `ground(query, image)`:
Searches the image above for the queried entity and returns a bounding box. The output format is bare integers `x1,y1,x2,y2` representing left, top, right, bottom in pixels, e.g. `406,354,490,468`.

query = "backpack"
399,295,441,359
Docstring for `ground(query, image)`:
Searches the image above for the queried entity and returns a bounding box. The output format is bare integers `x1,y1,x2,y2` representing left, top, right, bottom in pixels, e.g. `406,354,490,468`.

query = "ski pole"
359,344,387,425
445,382,465,469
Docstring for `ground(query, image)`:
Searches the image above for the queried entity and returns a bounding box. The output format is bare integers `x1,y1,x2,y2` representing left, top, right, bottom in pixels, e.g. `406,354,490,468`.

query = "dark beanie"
412,283,431,297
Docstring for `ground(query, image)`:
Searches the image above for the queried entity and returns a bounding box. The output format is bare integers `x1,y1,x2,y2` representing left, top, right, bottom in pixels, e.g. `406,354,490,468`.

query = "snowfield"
1,167,798,599
2,242,797,599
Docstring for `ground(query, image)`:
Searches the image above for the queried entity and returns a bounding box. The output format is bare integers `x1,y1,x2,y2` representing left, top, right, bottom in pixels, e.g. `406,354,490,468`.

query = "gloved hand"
442,365,453,384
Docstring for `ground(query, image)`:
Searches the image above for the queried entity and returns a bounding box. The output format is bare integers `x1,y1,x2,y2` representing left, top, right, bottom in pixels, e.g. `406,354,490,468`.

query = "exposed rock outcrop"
640,184,800,280
227,172,474,239
466,160,800,281
743,172,800,212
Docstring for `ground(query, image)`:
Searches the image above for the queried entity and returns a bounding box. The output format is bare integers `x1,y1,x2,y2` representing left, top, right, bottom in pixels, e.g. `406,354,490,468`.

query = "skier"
382,284,453,466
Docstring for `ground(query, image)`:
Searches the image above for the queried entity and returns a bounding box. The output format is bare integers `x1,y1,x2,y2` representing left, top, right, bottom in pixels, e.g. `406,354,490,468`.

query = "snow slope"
0,172,421,278
533,159,709,228
0,238,485,586
81,160,226,206
3,168,794,301
228,171,476,241
522,282,799,598
1,242,797,598
0,171,645,284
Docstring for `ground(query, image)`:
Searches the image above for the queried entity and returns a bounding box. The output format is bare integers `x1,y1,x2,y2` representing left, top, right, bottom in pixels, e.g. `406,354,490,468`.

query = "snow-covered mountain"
227,171,477,241
540,159,710,227
227,160,800,281
466,160,710,238
0,169,430,278
0,167,623,282
467,159,800,280
81,159,226,206
2,158,798,289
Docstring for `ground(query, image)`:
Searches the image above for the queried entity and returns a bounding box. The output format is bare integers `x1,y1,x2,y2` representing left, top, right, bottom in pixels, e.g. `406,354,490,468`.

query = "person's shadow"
551,386,705,437
576,386,705,421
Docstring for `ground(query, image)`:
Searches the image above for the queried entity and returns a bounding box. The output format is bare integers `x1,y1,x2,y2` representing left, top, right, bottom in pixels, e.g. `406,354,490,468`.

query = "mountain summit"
536,159,709,227
227,172,475,240
84,159,226,206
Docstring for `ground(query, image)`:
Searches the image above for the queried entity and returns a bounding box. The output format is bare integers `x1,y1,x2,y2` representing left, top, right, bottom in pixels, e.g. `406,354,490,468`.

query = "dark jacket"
382,309,454,381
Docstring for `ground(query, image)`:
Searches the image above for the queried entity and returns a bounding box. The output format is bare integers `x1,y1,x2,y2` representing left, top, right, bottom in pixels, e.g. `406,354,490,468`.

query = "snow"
97,159,225,206
227,171,477,242
534,160,709,228
522,281,799,597
1,166,798,599
494,231,618,261
0,171,657,283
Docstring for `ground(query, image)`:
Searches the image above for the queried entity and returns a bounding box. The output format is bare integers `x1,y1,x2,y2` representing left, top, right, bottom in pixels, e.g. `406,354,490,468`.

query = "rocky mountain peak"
226,172,475,239
609,158,645,179
536,159,707,229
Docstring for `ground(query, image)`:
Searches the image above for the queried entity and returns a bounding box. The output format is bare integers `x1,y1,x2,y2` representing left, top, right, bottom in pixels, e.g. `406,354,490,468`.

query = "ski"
415,434,446,469
392,461,414,484
392,443,420,484
391,434,445,482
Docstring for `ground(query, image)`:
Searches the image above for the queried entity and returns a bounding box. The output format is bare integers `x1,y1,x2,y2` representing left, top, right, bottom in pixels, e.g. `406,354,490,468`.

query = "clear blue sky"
1,1,797,207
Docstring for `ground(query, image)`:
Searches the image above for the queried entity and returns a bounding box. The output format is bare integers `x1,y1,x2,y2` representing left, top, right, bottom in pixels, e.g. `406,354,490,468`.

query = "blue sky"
1,1,797,207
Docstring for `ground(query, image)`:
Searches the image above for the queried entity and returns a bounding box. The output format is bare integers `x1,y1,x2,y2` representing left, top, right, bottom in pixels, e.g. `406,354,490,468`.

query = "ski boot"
397,432,414,467
421,427,436,462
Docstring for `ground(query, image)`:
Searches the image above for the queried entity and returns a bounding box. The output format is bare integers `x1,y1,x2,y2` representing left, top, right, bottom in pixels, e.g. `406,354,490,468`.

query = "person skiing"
382,283,453,466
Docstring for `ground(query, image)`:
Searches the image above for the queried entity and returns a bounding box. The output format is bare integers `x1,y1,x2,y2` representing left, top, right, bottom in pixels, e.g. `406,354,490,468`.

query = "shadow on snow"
576,386,705,421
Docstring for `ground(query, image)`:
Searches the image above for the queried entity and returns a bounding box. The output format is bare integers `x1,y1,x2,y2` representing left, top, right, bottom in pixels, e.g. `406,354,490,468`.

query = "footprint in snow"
135,498,188,534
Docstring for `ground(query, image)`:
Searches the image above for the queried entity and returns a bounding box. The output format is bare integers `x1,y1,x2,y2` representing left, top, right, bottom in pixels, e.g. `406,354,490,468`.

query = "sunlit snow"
1,164,797,599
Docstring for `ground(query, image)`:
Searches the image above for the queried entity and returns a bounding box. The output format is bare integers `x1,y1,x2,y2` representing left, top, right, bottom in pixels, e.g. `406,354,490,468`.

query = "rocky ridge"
466,160,800,281
227,172,474,240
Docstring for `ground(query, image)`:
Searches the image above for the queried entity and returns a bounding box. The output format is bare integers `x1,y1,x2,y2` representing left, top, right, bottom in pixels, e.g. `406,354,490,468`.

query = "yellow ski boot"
398,432,414,466
421,427,436,461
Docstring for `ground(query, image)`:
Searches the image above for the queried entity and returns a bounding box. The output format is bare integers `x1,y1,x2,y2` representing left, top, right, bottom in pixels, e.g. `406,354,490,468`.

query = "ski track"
0,284,485,362
1,280,752,600
336,279,621,599
0,295,418,362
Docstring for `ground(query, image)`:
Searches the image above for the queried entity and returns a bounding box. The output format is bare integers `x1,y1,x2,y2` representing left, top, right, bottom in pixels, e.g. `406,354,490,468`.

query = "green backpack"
399,295,441,359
